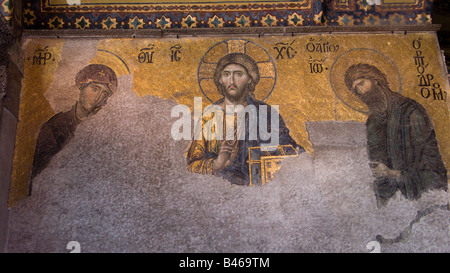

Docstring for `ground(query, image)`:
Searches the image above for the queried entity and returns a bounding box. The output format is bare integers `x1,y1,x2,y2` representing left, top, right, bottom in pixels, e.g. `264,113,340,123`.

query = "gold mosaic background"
9,33,450,206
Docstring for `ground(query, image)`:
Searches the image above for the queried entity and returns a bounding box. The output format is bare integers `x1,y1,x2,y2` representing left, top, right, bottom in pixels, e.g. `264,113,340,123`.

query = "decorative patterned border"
21,0,324,29
325,0,432,26
377,0,424,12
5,0,437,30
333,0,355,11
41,0,313,13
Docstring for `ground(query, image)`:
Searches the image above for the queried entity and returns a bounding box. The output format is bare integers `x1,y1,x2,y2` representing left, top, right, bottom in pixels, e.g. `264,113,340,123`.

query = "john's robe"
366,92,447,205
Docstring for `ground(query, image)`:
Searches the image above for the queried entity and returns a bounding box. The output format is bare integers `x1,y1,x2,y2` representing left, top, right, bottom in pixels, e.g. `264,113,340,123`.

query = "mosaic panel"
9,33,449,207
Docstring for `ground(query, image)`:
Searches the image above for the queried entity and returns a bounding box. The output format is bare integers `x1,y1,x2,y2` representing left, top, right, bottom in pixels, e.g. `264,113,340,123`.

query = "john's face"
351,77,387,113
352,78,373,96
78,82,112,113
219,64,252,101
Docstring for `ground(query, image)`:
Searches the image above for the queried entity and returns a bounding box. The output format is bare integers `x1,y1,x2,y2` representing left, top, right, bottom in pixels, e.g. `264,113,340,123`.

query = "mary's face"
78,82,112,113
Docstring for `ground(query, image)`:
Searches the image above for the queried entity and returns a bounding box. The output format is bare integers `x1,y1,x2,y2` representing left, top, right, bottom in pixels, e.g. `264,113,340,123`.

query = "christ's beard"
359,84,388,114
219,83,252,103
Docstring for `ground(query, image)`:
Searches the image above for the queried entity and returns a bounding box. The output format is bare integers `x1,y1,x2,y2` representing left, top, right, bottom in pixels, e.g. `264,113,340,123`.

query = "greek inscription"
412,37,446,101
420,87,430,98
274,41,297,60
418,74,433,87
170,44,182,62
412,39,422,50
306,38,340,53
308,56,328,74
138,44,155,64
28,46,55,65
431,83,446,100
